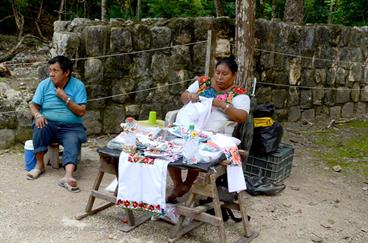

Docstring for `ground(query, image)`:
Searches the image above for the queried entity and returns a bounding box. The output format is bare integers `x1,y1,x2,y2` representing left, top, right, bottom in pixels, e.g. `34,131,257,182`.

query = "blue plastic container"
24,140,36,171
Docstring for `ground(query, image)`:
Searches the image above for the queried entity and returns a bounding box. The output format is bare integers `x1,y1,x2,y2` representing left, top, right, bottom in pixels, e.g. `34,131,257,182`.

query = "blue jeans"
32,120,87,168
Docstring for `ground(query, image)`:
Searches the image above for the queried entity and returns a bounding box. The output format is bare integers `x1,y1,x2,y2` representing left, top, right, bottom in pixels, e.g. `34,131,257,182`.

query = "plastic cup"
148,111,157,124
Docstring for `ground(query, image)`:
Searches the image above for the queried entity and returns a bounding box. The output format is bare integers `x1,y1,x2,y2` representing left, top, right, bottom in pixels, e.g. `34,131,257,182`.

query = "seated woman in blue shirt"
28,55,87,193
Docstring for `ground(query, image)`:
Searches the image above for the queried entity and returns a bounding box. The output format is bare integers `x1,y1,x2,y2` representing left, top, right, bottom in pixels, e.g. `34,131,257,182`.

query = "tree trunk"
214,0,224,17
11,0,24,41
271,0,276,19
259,0,264,18
58,0,65,20
136,0,141,19
235,0,256,89
101,0,107,21
327,0,335,24
283,0,304,24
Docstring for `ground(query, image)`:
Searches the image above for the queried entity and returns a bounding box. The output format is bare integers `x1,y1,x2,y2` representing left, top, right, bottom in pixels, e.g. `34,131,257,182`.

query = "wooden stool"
75,148,150,232
169,164,258,243
44,143,82,169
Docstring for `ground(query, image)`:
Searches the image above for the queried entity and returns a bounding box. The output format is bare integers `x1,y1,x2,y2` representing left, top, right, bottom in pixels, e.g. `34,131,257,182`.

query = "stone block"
213,17,235,38
151,53,170,81
104,55,131,79
336,87,351,104
324,89,336,106
348,63,363,82
315,69,326,84
300,90,312,108
288,106,301,122
315,106,329,120
194,17,214,40
215,38,231,58
312,86,325,105
131,53,151,79
288,58,301,85
125,105,140,117
15,106,33,142
169,18,193,44
110,28,133,52
103,105,125,134
54,21,71,32
275,109,288,121
301,109,315,122
351,82,360,102
134,78,154,103
85,84,109,109
288,87,299,106
300,69,315,87
83,25,109,57
356,102,367,117
84,58,104,84
132,24,152,51
192,43,206,74
0,129,15,149
330,106,341,119
341,102,354,118
271,89,287,108
83,110,102,135
256,87,272,103
361,86,368,101
50,32,81,58
169,46,191,70
336,67,348,85
151,26,171,48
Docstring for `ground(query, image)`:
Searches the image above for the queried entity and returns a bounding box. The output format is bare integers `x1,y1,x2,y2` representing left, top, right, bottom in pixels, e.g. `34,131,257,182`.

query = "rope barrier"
0,78,363,115
254,48,367,67
3,40,207,67
3,41,368,68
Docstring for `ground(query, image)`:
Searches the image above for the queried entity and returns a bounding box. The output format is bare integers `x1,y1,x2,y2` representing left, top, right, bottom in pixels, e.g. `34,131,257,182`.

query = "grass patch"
311,120,368,178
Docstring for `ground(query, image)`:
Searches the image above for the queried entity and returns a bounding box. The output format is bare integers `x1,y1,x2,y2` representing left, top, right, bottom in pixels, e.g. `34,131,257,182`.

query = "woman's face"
214,64,236,90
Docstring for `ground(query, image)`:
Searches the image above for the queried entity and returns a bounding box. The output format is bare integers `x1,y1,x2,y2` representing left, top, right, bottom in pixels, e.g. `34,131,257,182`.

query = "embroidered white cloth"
116,151,170,216
175,97,213,130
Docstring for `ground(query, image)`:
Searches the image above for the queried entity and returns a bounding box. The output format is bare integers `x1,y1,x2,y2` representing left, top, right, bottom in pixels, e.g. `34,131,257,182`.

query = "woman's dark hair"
215,56,238,74
48,55,73,76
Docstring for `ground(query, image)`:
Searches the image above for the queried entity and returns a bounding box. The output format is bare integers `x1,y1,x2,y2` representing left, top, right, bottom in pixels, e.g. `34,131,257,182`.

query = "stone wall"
1,17,367,148
46,17,368,133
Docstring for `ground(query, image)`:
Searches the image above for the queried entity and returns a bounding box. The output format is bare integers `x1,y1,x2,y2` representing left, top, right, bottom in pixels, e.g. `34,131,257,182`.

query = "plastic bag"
182,137,200,164
251,121,283,154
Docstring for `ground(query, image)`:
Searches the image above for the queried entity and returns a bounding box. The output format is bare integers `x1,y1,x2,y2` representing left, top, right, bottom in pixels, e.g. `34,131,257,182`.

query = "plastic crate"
244,143,294,183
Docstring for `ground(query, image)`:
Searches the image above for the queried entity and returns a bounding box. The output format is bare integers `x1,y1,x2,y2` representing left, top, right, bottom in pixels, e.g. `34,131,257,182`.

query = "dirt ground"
0,122,367,243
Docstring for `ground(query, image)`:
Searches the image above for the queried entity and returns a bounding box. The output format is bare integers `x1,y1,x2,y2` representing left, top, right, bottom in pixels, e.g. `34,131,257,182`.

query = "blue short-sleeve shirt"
32,77,87,124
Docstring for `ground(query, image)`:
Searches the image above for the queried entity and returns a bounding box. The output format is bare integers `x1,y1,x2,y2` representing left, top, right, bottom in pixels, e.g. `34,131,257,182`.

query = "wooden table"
76,146,257,242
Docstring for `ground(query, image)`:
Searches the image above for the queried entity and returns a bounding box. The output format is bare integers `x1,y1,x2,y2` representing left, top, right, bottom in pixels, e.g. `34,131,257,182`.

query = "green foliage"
144,0,212,18
311,120,368,178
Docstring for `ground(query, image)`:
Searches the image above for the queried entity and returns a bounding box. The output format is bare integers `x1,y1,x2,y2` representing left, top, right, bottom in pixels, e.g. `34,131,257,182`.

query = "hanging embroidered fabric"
116,152,170,216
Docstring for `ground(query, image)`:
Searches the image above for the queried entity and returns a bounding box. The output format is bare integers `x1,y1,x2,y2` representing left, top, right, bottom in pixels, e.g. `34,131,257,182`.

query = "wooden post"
205,30,217,77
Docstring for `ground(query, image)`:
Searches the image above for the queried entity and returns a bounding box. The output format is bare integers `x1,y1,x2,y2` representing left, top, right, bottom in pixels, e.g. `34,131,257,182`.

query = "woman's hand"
212,98,227,110
181,91,199,104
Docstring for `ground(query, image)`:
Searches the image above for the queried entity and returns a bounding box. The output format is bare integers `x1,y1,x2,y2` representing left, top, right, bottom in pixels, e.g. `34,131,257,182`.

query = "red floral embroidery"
233,87,246,94
198,76,209,84
117,200,164,215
